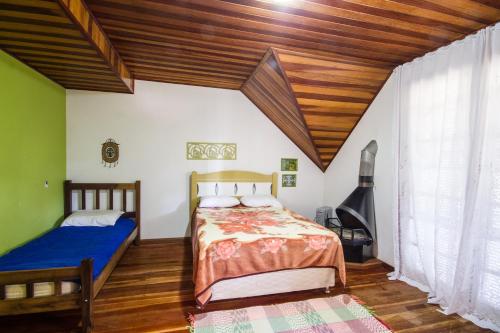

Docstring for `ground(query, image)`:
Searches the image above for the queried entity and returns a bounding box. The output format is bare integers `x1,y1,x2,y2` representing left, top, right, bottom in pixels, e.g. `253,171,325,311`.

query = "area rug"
190,294,392,332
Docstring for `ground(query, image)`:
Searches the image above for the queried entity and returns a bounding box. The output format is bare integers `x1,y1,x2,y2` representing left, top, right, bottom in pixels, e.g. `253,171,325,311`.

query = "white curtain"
391,23,500,331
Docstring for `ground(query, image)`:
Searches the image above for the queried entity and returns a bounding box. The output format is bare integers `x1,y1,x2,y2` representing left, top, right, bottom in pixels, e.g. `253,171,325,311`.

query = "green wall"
0,50,66,255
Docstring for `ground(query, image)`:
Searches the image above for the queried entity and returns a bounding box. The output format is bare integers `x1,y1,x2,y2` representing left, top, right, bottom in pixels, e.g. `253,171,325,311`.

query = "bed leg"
324,286,331,294
81,259,94,333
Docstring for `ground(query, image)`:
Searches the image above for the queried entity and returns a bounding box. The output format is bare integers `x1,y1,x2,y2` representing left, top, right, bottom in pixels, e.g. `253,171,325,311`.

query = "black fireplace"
328,140,378,263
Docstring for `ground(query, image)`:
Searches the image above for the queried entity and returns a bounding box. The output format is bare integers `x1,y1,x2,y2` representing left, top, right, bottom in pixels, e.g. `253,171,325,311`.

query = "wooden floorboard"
0,239,490,332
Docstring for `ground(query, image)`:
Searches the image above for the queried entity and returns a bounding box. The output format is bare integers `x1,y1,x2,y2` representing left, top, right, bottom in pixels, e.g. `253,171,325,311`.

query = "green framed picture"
282,174,297,187
281,158,298,171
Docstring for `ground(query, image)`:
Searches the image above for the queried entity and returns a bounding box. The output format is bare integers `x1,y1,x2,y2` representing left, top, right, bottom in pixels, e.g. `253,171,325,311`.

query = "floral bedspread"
192,206,346,306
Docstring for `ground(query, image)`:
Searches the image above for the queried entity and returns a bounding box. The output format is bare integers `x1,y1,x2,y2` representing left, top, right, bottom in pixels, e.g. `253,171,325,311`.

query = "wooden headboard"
190,170,278,218
64,180,141,243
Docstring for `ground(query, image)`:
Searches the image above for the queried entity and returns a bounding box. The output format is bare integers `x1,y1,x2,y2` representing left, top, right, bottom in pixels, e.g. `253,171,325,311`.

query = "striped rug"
191,294,392,332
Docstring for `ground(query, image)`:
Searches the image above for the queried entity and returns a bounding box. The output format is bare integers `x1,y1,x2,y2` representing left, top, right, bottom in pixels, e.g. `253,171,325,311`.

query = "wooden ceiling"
86,0,500,89
242,49,324,169
3,0,500,169
243,48,391,170
275,48,392,169
0,0,133,93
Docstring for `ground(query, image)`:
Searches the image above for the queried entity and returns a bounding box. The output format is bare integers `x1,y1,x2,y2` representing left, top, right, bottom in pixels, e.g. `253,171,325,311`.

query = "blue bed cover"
0,217,136,279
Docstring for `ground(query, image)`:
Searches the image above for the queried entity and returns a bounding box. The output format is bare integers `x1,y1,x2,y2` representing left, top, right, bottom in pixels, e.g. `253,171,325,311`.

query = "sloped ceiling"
2,0,500,169
0,0,133,93
242,48,391,171
275,48,392,170
241,49,324,170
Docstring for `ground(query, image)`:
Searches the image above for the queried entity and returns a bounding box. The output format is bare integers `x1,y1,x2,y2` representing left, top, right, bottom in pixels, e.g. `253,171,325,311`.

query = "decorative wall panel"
186,142,237,160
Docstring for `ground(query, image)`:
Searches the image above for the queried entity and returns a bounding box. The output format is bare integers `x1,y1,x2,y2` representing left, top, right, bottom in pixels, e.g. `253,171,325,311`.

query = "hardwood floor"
0,238,489,333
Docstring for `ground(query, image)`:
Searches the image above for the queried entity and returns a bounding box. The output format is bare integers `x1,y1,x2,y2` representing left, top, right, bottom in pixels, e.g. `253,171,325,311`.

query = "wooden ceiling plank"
10,50,108,64
311,132,350,140
23,61,117,75
130,64,248,81
0,39,96,54
471,0,500,11
295,92,372,104
287,71,385,88
135,75,241,90
105,29,264,61
426,0,500,19
89,1,425,61
289,69,390,81
0,6,70,23
341,0,493,27
297,98,368,110
277,59,390,74
209,0,461,42
0,30,89,46
120,56,253,77
291,84,376,99
114,42,259,67
393,0,500,23
224,0,463,40
91,0,443,49
118,50,255,72
305,0,476,34
0,21,83,38
95,17,408,65
318,147,339,153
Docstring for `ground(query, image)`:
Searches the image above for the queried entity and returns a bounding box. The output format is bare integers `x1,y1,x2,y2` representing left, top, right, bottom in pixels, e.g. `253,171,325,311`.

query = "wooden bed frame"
190,171,338,306
0,180,141,333
190,170,278,218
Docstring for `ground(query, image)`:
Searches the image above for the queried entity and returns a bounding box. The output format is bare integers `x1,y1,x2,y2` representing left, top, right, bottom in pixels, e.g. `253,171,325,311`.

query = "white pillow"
61,210,124,227
240,195,282,208
199,196,240,208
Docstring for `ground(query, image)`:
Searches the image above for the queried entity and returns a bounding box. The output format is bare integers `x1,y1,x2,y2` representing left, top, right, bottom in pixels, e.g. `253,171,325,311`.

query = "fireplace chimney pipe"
359,140,378,187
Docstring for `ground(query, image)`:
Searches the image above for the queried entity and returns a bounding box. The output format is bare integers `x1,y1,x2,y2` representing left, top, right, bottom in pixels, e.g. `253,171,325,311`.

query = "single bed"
190,171,346,307
0,180,141,333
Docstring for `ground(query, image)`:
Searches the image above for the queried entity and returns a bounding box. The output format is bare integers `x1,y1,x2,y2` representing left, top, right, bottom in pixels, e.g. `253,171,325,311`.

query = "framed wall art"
282,174,297,187
187,142,237,160
281,158,298,171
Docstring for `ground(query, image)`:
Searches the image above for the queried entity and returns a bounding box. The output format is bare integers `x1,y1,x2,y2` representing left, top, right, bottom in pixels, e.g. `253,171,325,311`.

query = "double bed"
190,171,346,307
0,180,140,333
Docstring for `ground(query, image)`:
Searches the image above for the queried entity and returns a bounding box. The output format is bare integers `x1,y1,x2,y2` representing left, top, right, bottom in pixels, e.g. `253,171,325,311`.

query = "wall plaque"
187,142,237,160
102,138,119,167
281,158,298,171
282,174,297,187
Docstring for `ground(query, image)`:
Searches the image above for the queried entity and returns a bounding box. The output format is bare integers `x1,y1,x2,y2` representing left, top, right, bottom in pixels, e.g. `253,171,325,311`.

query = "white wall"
324,72,397,266
67,80,325,239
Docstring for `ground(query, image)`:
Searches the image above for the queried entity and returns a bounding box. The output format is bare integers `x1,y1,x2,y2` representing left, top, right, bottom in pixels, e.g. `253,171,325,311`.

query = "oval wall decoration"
102,138,119,167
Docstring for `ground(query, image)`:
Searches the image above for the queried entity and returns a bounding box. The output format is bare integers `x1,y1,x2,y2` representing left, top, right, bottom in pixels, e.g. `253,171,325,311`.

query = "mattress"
211,267,336,301
0,217,136,299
